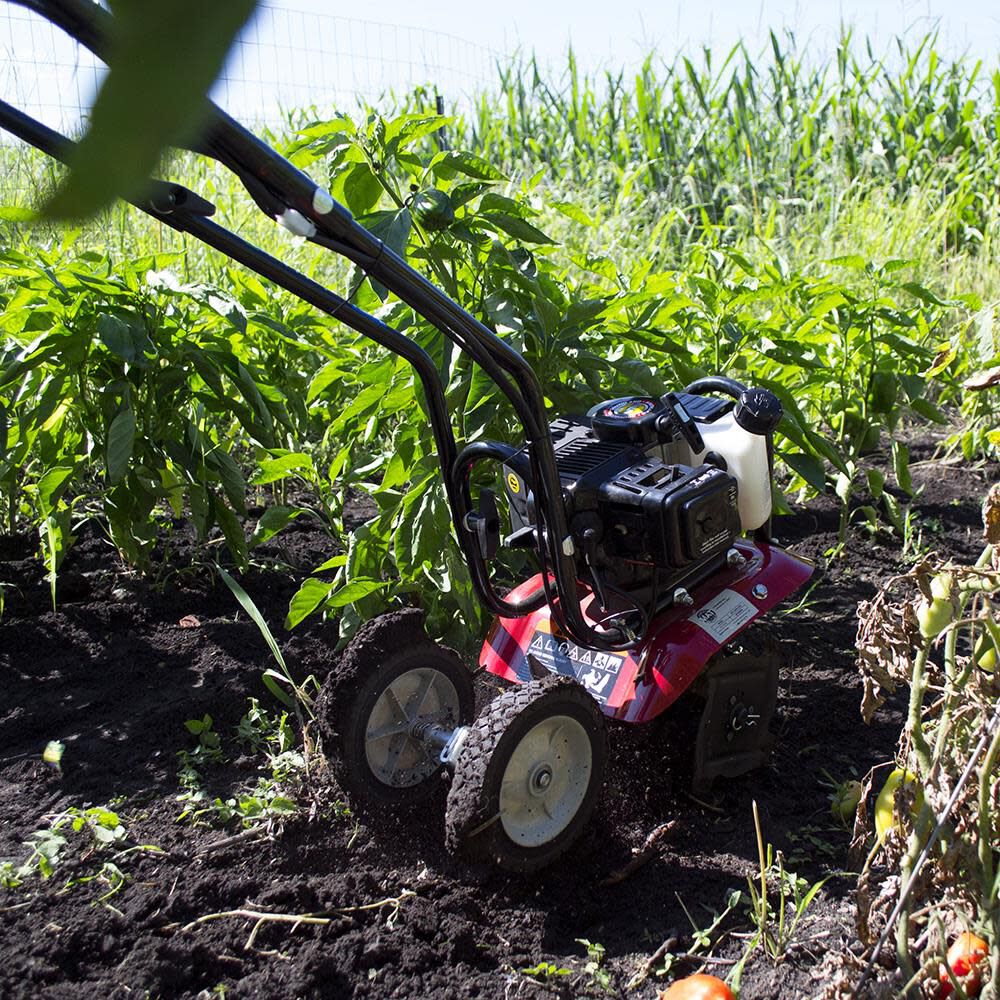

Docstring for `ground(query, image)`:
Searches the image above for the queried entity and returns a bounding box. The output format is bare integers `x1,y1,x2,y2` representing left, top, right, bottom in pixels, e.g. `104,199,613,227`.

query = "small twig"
196,828,266,857
184,908,333,951
0,901,33,913
628,934,680,990
600,821,677,887
182,890,418,950
678,953,737,966
333,890,416,914
686,792,725,814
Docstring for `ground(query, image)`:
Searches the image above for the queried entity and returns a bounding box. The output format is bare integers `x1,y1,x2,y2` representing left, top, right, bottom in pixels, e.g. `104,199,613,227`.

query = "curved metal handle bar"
3,0,634,652
684,375,748,399
450,441,548,618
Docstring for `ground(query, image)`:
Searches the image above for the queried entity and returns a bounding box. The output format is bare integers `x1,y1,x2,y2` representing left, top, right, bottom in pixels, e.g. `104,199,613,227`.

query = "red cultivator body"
4,0,814,875
483,539,813,724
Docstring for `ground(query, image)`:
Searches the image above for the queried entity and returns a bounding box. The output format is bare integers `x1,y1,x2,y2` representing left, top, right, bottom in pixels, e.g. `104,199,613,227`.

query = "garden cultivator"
3,0,812,872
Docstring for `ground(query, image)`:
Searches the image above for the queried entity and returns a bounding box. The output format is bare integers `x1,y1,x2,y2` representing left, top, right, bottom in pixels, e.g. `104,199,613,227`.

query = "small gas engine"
502,386,784,615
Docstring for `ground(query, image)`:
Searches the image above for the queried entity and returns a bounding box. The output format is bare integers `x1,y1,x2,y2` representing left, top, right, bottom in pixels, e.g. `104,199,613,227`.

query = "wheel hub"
364,667,461,788
529,763,554,794
499,714,592,847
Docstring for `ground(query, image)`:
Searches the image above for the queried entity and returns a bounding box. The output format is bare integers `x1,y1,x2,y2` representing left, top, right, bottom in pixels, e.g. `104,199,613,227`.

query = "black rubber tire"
315,608,475,811
445,674,607,873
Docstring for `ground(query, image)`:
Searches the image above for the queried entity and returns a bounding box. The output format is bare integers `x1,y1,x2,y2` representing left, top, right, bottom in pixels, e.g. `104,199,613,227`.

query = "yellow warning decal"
507,472,521,494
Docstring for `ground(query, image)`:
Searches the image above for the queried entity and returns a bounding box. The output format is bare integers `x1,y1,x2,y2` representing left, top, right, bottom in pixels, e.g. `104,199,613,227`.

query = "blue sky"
264,0,999,73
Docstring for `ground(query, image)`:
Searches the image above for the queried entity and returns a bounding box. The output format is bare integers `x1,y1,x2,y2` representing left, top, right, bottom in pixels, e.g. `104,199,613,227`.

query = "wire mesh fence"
0,0,500,138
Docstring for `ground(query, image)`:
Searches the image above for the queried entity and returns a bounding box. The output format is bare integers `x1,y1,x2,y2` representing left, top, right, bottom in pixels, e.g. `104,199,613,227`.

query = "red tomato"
659,973,735,1000
939,933,989,998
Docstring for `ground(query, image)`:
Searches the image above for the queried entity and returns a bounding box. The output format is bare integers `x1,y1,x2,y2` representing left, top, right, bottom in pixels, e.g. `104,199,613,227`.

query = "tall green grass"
4,29,999,297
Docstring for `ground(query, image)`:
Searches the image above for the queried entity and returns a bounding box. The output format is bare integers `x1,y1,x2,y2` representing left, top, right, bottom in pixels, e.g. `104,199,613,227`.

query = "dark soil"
0,445,994,1000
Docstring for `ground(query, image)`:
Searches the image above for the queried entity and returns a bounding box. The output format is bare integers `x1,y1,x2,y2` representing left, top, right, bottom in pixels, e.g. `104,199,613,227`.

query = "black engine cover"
504,415,741,581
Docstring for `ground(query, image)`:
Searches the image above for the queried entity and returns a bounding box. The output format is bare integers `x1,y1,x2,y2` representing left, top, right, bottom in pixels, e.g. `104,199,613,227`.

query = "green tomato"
930,571,954,602
974,632,998,672
875,768,922,843
830,779,863,822
834,407,880,454
917,596,953,639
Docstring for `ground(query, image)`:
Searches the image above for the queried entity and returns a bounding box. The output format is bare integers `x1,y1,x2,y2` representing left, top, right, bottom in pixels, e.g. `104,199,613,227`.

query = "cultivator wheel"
445,674,607,873
317,609,475,810
690,650,780,795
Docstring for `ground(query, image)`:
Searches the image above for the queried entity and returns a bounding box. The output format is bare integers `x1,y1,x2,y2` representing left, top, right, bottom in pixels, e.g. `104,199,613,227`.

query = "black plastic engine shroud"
504,399,741,597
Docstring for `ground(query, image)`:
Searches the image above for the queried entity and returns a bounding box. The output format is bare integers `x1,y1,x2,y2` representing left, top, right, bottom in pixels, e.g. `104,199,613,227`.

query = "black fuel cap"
734,387,782,435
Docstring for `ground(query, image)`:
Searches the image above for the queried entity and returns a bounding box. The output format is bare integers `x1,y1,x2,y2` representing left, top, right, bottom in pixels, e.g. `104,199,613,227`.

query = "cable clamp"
276,207,317,238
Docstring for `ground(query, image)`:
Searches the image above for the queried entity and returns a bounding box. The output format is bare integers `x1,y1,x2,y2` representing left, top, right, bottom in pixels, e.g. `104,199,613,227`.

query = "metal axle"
407,720,471,768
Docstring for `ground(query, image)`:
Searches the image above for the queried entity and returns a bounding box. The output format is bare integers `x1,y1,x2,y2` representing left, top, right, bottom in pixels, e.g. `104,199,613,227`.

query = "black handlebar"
684,375,748,399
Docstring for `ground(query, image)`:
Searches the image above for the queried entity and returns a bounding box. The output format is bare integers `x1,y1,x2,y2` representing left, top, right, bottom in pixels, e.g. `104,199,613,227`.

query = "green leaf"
900,282,949,307
0,205,33,222
307,361,351,403
809,292,847,318
892,440,913,495
909,397,949,424
43,0,257,219
782,452,827,492
551,201,595,226
35,466,75,518
879,258,917,275
478,213,556,245
285,577,335,629
429,150,505,181
826,254,866,270
215,500,248,569
106,407,136,485
208,448,248,515
342,162,383,215
252,453,314,485
250,506,307,549
325,578,388,609
97,312,144,363
866,468,885,499
311,554,347,573
883,492,904,532
262,670,296,708
364,208,412,257
217,565,288,672
835,471,854,506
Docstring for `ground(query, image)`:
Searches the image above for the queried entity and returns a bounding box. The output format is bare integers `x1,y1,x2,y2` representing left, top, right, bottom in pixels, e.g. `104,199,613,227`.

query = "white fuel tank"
686,388,782,532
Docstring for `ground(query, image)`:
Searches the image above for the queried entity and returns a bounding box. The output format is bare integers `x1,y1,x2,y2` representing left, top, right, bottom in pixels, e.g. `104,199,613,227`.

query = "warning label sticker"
689,589,758,643
527,632,626,703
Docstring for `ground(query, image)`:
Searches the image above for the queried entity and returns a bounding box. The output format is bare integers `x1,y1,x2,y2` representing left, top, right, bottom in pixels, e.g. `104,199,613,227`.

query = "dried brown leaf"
856,597,920,723
963,365,1000,391
983,483,1000,547
848,770,876,872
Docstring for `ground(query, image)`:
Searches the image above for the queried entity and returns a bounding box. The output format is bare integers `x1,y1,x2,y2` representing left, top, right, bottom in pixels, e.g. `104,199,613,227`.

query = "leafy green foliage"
1,804,156,904
0,247,311,585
